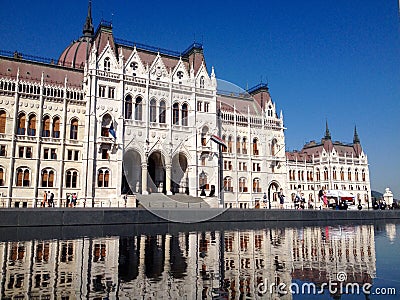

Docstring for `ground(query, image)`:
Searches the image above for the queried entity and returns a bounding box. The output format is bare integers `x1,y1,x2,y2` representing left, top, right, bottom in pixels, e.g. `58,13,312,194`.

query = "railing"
0,50,82,70
247,83,269,94
217,89,252,99
181,42,203,56
115,38,182,57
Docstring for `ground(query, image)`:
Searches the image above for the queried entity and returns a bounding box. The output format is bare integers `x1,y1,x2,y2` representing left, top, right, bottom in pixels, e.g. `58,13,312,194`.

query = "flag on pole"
109,122,116,139
210,134,227,148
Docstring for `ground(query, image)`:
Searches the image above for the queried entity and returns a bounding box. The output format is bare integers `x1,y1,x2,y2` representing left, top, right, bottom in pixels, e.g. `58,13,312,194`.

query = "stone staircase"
136,193,211,208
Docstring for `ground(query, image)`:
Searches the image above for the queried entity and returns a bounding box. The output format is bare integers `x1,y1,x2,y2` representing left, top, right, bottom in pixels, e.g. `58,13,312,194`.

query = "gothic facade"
0,3,371,208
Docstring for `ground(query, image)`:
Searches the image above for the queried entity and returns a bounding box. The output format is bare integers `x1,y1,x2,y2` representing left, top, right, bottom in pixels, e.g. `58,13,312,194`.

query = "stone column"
141,163,148,195
165,164,172,195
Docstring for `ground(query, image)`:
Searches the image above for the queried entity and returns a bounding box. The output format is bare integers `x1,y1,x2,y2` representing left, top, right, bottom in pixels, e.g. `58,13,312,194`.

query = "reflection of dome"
58,0,93,69
58,38,91,69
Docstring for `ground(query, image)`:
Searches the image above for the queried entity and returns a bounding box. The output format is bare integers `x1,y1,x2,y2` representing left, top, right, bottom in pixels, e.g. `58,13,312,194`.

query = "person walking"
278,188,285,209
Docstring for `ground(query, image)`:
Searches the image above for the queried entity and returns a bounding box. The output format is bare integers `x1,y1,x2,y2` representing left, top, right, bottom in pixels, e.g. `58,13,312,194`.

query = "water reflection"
0,224,392,299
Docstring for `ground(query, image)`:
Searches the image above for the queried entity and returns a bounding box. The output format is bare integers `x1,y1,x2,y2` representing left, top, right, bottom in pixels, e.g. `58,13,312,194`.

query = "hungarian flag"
109,122,116,139
210,134,227,148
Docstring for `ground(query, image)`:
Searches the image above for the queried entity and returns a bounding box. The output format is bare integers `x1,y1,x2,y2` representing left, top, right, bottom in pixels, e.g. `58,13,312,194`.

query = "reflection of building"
0,2,372,209
286,124,371,208
0,225,377,299
288,225,376,288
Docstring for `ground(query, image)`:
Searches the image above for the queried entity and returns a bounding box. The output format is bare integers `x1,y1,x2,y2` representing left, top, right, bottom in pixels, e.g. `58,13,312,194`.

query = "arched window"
316,168,320,181
0,110,6,133
239,178,247,192
227,136,233,153
355,169,359,181
125,95,133,119
27,114,36,136
101,114,112,137
70,118,78,140
0,167,4,186
200,76,205,88
16,168,30,187
199,172,208,190
253,138,259,155
52,116,60,138
236,136,241,154
150,99,157,123
340,168,345,181
135,97,142,121
104,57,111,71
348,168,352,181
362,169,366,181
224,177,233,192
181,103,188,126
242,137,247,154
333,167,337,180
172,103,179,125
66,170,78,188
323,168,328,180
17,113,26,135
98,169,110,187
159,100,166,123
253,178,261,193
221,135,227,153
201,126,208,146
41,169,54,187
42,116,50,137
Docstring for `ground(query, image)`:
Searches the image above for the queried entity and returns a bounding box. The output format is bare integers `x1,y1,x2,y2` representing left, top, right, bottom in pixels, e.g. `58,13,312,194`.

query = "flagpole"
217,108,224,208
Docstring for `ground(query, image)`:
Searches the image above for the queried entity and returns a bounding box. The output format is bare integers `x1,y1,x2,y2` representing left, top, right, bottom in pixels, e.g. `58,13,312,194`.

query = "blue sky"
0,0,399,198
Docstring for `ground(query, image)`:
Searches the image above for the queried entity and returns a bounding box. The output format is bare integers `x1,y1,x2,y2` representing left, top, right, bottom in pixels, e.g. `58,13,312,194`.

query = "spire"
353,125,360,144
324,120,331,140
82,0,94,37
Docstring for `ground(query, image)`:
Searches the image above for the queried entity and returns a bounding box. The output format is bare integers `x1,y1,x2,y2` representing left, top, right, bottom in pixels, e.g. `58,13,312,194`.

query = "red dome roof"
58,38,91,69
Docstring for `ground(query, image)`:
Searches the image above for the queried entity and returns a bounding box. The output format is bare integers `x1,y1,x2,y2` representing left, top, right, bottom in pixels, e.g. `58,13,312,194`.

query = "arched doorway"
122,150,142,193
268,181,280,208
171,152,188,194
148,151,166,193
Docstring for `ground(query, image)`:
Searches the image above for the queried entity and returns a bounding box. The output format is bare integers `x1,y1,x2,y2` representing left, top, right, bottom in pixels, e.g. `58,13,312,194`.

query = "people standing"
278,188,285,209
323,190,328,209
72,193,77,207
66,194,70,207
42,191,47,207
318,188,324,208
294,187,302,209
49,192,54,207
47,191,51,207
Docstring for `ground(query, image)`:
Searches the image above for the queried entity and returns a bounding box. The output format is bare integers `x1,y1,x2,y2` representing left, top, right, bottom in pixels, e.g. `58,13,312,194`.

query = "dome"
58,37,91,69
58,0,93,69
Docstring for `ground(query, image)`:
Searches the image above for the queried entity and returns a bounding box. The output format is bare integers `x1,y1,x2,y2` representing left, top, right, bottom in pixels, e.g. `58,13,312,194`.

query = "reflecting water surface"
0,223,399,299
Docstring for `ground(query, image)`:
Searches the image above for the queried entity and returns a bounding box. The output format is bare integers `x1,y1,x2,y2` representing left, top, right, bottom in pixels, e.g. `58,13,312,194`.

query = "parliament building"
0,2,371,209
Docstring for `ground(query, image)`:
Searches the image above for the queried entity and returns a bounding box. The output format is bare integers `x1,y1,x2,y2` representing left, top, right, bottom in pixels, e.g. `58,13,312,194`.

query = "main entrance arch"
171,152,188,194
122,149,142,193
148,151,166,193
